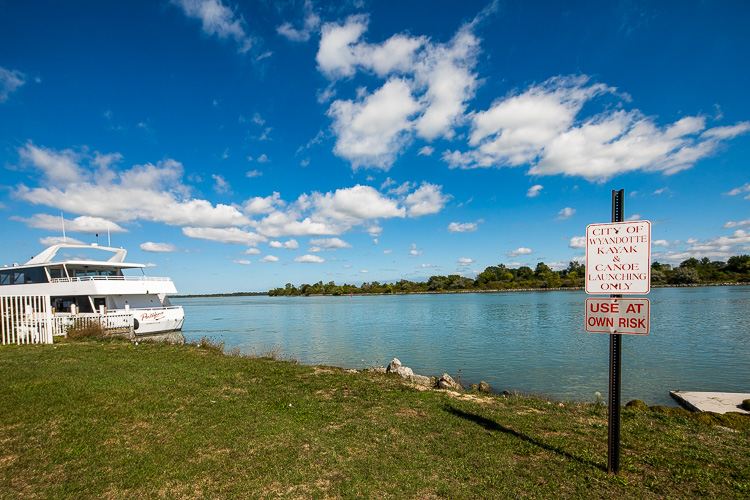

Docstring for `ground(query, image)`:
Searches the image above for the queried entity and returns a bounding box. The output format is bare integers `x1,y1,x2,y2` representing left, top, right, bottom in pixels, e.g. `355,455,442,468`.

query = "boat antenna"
61,212,66,243
107,222,111,246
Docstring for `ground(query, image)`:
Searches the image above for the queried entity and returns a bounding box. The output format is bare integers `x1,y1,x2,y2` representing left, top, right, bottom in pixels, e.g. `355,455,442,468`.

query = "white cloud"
652,239,681,248
568,236,586,249
269,239,299,249
295,254,325,263
457,257,474,265
259,255,279,263
404,183,450,216
171,0,253,53
276,0,320,42
723,218,750,229
182,226,266,245
233,259,252,265
653,229,750,264
141,242,178,253
16,143,249,228
526,184,543,198
243,192,284,215
727,183,750,200
12,214,128,235
316,15,370,78
418,146,434,156
448,221,478,233
409,243,422,256
556,207,576,220
246,169,263,178
443,75,750,182
212,173,231,193
308,237,352,251
507,247,532,258
244,248,261,255
328,78,420,170
40,236,85,246
0,66,26,102
318,12,482,168
383,249,393,254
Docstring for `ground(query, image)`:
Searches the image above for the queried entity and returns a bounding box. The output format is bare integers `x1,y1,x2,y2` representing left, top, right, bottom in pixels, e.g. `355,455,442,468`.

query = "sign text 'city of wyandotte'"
586,220,651,294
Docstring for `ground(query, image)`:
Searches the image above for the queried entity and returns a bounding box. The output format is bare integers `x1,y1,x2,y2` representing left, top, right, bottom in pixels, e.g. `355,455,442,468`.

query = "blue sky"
1,0,749,294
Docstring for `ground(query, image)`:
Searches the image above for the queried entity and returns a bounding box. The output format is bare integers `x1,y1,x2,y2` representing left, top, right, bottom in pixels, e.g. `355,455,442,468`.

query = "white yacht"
0,243,184,336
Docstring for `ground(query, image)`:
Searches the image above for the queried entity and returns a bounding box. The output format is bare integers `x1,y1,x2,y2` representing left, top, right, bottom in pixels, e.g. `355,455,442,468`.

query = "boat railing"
50,276,173,284
52,312,134,336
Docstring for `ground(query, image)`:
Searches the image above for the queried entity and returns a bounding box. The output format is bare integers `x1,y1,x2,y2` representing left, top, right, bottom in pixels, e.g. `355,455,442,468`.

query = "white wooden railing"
52,312,134,337
1,295,53,345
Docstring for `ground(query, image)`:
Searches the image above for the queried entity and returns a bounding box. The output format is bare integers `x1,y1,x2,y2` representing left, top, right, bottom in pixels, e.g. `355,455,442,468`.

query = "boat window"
23,267,48,284
0,270,10,285
48,268,63,279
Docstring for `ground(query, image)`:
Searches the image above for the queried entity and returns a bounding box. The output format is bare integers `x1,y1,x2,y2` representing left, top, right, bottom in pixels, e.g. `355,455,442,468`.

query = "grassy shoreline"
1,339,748,498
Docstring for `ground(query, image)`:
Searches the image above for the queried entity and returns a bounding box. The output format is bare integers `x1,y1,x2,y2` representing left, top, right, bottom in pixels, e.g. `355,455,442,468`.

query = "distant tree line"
268,255,750,296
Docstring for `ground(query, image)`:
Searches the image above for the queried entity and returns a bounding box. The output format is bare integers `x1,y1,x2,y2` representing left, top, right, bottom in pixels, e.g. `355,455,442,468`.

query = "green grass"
1,339,748,499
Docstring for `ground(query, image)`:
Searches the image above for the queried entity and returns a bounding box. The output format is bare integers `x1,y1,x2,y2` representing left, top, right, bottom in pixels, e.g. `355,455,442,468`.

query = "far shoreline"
174,281,750,299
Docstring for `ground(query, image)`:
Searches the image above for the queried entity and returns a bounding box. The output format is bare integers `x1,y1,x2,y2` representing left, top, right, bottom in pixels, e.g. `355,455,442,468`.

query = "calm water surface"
172,286,750,406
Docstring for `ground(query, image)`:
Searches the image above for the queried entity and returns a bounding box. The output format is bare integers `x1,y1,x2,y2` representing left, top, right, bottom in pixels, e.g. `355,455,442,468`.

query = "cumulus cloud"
171,0,254,53
14,144,450,251
233,259,252,265
653,229,750,264
404,182,450,216
182,226,266,245
15,143,249,228
40,236,85,246
141,242,178,253
318,12,481,169
568,236,586,249
0,66,26,102
409,243,422,256
448,221,478,233
308,237,352,252
327,78,420,170
212,173,231,193
526,184,543,198
723,218,750,229
555,207,576,220
507,247,532,258
295,254,325,263
443,75,750,182
12,214,128,235
276,0,320,42
727,183,750,200
457,257,474,265
259,255,279,263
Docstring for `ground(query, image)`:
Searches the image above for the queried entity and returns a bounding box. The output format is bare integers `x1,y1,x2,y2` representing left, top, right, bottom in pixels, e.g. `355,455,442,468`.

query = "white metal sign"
586,220,651,294
585,298,650,335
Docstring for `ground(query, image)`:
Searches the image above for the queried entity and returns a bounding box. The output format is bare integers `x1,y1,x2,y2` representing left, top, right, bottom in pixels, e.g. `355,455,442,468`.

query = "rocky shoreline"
374,357,492,394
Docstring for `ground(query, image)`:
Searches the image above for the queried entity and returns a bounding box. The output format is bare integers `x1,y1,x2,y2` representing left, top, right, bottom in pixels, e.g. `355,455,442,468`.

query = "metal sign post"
608,189,624,475
585,190,651,475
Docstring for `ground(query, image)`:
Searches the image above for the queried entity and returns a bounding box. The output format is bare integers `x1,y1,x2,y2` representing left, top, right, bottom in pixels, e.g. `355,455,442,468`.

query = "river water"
172,286,750,406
